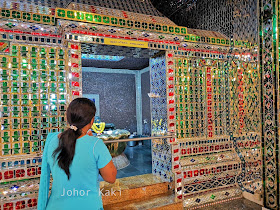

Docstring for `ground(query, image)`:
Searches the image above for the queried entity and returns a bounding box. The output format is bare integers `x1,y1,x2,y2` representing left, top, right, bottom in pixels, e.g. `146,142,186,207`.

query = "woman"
38,98,117,210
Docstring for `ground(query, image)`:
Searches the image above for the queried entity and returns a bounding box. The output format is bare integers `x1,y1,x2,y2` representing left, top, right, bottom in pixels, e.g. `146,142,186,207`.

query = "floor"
99,140,152,181
203,198,262,210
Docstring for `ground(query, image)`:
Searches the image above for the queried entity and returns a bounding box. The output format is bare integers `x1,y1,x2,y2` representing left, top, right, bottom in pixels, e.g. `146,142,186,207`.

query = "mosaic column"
68,42,82,99
150,54,173,183
259,0,279,209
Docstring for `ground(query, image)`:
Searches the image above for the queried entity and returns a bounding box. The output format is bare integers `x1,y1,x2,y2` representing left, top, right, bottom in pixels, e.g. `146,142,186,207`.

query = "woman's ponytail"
52,98,96,179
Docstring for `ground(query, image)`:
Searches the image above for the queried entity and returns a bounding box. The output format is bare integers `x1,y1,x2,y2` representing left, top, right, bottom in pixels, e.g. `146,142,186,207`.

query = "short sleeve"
93,139,112,169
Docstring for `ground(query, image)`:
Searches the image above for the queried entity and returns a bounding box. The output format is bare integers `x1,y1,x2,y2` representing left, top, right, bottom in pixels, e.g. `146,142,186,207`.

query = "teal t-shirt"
38,132,112,210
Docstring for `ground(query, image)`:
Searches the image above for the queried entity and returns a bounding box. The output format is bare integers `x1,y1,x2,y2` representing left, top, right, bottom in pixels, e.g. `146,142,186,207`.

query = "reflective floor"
204,198,262,210
99,140,152,181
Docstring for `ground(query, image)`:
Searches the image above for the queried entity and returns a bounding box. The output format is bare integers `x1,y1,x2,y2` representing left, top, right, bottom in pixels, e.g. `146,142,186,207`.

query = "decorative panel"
0,43,68,157
150,54,173,182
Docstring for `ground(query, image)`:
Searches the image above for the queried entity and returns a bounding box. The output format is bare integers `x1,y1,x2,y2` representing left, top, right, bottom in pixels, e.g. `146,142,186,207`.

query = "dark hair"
53,98,96,179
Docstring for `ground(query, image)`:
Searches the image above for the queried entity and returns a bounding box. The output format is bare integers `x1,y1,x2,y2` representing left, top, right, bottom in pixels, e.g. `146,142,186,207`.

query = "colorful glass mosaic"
259,0,278,209
150,55,173,182
0,43,68,157
0,0,276,209
55,8,187,36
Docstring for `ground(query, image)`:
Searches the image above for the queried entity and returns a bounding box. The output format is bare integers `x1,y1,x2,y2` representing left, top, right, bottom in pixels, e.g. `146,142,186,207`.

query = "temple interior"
0,0,279,209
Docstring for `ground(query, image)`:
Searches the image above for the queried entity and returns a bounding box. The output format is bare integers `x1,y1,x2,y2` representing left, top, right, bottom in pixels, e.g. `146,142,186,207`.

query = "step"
104,193,183,210
101,174,171,206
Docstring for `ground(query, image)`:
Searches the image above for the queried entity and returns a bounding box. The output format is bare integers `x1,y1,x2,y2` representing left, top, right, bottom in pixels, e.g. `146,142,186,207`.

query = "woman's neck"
78,128,88,139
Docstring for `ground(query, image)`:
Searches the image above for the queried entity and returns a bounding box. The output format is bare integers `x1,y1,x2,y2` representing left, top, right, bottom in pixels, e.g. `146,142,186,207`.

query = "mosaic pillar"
259,0,279,209
68,42,82,99
150,54,173,183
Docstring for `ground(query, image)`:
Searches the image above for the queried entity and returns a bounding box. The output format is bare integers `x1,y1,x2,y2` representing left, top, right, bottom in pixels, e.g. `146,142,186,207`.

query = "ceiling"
81,43,161,70
82,57,149,70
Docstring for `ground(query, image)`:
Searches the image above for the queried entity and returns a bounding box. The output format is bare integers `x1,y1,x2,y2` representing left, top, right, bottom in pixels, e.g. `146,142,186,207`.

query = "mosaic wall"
169,43,262,208
67,3,175,25
0,43,67,157
259,0,278,209
0,43,67,209
150,54,173,182
0,0,275,209
0,25,80,210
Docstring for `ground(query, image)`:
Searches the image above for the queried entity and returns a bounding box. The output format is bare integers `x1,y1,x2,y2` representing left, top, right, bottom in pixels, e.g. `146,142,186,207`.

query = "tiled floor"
99,140,152,181
204,198,262,210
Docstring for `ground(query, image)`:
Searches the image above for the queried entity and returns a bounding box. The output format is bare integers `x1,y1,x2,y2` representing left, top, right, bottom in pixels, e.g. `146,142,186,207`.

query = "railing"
103,134,174,144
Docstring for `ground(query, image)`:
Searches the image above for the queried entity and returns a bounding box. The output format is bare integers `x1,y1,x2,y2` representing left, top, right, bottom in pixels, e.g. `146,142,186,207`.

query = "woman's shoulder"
46,132,60,144
83,135,100,143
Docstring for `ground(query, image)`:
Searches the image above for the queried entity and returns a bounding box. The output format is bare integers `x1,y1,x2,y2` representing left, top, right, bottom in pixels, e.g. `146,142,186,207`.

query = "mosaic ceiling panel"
81,43,161,58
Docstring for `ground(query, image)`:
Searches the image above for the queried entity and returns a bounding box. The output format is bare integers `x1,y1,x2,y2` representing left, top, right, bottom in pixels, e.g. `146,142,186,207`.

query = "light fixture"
81,54,124,61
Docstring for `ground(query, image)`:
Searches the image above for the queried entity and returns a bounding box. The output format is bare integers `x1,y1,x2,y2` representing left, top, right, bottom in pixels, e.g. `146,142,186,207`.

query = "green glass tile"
119,19,125,26
102,16,109,23
169,26,174,33
22,12,31,20
43,15,51,23
33,14,41,22
156,24,161,31
11,69,19,80
134,21,141,28
1,9,10,18
59,49,64,55
2,118,9,129
12,107,20,117
67,11,75,19
142,22,147,29
77,12,85,20
12,11,21,19
181,28,187,34
11,45,18,56
50,71,56,81
85,13,93,22
2,132,10,142
50,60,56,70
111,17,118,24
149,23,155,30
23,142,30,153
94,15,101,22
22,58,28,68
57,9,65,17
127,20,133,27
175,27,180,33
22,107,29,117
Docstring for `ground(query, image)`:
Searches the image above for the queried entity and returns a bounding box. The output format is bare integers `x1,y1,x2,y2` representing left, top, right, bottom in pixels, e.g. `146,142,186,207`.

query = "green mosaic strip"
55,8,187,36
0,8,55,25
184,34,254,47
